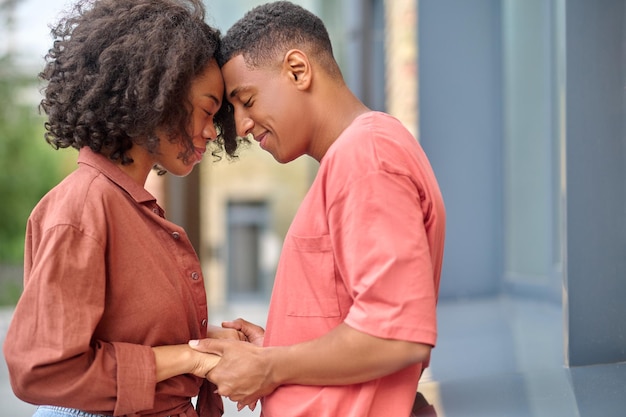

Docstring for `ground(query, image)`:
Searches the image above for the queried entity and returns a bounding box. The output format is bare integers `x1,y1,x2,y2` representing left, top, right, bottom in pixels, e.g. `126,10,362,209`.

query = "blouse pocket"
283,234,341,318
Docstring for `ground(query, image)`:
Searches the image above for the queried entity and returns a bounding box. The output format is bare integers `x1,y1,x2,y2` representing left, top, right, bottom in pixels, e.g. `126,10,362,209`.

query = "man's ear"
283,49,311,90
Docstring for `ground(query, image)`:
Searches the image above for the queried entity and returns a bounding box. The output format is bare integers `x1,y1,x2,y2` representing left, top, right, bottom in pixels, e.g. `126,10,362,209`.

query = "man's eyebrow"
229,86,252,99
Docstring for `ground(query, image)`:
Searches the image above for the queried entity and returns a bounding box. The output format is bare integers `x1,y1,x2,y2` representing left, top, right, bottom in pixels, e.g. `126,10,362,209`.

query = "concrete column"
384,0,418,139
564,0,626,367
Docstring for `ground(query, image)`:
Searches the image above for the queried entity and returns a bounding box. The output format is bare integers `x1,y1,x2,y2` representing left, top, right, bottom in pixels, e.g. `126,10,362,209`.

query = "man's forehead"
222,55,262,97
222,55,255,96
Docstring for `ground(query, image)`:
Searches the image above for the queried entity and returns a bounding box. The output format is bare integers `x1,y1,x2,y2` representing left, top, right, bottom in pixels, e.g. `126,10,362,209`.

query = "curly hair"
218,0,341,79
40,0,239,167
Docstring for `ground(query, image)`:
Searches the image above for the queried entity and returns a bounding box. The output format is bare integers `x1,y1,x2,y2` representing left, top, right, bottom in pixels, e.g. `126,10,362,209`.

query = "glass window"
226,201,270,299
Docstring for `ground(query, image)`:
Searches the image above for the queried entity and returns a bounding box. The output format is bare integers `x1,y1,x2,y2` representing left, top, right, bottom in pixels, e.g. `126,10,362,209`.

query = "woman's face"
156,59,225,177
120,59,224,186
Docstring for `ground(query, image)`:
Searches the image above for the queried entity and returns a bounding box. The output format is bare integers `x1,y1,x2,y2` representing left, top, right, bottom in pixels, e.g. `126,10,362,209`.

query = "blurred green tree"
0,54,65,264
0,0,72,306
0,54,71,265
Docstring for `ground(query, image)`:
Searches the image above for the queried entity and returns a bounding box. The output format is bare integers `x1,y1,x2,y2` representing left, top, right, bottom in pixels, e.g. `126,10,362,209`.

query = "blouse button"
152,208,159,214
172,232,181,240
191,271,200,280
201,319,208,327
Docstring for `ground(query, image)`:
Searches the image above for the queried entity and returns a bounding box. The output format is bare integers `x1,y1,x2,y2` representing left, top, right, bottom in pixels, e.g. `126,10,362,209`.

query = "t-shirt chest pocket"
283,234,341,318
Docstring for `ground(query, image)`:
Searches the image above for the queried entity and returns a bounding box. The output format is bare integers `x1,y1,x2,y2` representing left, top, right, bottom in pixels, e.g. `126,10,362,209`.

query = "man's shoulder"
328,112,421,170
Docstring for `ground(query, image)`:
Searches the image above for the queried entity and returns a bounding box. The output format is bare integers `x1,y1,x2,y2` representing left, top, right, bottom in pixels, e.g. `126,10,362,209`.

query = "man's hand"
188,349,221,379
188,338,278,411
221,318,265,346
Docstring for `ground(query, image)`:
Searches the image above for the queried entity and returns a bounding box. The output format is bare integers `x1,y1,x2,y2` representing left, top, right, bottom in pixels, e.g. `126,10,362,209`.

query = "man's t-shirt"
261,112,446,417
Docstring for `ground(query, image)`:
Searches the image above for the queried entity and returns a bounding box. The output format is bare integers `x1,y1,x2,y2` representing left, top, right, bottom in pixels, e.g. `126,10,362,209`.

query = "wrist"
182,345,198,375
153,344,194,382
265,346,288,387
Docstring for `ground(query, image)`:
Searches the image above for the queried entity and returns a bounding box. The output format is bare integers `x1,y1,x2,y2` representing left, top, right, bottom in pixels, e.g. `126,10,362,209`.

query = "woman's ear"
283,49,311,90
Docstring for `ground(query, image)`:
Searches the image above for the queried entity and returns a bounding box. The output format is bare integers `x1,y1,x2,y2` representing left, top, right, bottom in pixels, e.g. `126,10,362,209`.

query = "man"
189,2,446,416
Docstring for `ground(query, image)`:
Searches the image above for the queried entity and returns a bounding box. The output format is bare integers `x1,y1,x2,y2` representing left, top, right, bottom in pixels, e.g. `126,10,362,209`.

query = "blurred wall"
419,0,505,299
564,0,626,367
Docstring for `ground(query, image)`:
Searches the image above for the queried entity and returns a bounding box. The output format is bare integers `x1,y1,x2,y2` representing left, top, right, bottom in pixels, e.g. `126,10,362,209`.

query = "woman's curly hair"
40,0,239,167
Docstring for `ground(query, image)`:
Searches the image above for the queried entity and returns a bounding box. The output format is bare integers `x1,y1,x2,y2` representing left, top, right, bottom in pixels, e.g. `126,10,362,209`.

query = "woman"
2,0,240,415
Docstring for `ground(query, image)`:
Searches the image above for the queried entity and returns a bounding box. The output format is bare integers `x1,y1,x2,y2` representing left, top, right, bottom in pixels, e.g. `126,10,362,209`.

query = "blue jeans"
33,406,111,417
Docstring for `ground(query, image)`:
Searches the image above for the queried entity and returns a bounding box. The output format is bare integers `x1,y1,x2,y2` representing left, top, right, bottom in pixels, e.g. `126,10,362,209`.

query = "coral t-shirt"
261,112,446,417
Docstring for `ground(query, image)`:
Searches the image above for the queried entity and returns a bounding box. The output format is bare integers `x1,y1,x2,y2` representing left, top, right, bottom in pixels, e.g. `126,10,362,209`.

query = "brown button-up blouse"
3,148,221,416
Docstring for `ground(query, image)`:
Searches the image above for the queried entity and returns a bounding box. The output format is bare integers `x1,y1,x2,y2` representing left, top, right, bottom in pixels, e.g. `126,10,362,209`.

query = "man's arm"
275,323,430,385
189,322,431,406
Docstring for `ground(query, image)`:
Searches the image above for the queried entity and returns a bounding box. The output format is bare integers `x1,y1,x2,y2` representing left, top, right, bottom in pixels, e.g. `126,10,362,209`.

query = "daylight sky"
12,0,74,65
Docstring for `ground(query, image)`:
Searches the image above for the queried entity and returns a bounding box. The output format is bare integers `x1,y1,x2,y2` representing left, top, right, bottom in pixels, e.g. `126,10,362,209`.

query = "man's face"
221,54,309,163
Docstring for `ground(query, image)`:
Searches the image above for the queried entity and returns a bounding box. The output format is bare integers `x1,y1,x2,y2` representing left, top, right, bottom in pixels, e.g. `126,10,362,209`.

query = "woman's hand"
188,338,274,411
188,349,221,379
152,344,220,382
207,324,247,341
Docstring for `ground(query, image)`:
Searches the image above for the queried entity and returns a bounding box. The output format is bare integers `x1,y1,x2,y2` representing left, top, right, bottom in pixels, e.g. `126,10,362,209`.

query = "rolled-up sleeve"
4,223,156,414
113,342,156,415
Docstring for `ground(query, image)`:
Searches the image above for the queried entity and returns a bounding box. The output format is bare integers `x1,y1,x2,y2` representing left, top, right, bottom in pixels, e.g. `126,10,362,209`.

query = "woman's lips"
194,147,206,162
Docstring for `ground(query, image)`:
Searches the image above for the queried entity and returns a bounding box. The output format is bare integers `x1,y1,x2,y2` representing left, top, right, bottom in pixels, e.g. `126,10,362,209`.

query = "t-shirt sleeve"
328,169,438,346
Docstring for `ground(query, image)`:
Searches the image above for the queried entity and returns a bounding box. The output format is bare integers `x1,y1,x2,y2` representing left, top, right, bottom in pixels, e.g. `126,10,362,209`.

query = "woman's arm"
152,345,220,382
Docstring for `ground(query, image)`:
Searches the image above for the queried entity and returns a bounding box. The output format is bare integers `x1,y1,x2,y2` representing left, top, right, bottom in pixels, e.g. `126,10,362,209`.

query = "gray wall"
421,0,626,367
564,0,626,367
419,0,504,299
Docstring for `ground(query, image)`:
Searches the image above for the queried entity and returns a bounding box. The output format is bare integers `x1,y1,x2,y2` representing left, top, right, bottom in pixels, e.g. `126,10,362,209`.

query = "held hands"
187,319,261,382
189,319,274,411
187,349,221,379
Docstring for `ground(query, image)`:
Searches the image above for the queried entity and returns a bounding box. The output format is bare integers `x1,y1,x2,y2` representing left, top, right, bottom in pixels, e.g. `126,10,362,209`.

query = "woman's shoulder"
28,164,119,234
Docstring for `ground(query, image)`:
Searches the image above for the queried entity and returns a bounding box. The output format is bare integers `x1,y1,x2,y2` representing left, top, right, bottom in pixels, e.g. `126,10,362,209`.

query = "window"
226,201,271,300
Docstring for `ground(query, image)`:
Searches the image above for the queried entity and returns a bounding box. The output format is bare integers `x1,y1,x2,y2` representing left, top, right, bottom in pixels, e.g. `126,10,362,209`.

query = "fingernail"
189,339,199,346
